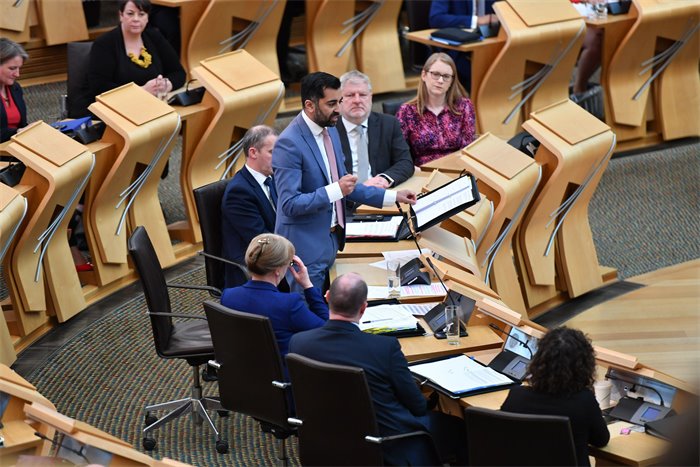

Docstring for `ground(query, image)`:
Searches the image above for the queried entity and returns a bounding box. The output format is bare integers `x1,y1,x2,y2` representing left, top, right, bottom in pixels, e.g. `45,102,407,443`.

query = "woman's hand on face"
288,255,313,289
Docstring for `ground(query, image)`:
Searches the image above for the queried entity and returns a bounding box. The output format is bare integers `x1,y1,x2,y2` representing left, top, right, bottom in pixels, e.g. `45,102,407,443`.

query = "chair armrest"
287,417,303,426
272,380,291,389
166,282,222,295
208,360,220,370
365,430,432,444
148,312,207,320
199,251,251,280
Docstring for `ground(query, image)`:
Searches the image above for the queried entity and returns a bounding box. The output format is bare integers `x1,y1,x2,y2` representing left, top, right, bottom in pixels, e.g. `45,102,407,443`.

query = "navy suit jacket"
221,167,276,288
221,280,328,358
337,112,414,187
289,320,428,436
272,113,384,266
429,0,497,28
0,82,27,143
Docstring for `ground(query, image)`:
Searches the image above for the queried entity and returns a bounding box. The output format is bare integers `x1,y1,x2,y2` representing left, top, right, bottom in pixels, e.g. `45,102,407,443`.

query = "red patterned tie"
322,128,345,228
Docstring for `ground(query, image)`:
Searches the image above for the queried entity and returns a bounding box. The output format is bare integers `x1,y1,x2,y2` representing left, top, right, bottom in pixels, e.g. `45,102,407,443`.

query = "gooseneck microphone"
488,323,534,359
33,431,91,464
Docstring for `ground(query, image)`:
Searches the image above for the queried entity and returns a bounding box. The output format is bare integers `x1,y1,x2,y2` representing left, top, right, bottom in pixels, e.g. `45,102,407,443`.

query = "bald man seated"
289,273,467,465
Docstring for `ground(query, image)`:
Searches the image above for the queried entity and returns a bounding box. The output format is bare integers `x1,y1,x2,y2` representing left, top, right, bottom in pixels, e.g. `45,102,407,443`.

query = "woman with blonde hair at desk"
396,52,477,167
220,234,328,358
501,326,610,466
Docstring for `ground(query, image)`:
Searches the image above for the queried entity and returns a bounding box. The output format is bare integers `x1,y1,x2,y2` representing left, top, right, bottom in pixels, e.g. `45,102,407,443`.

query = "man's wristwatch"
378,173,394,187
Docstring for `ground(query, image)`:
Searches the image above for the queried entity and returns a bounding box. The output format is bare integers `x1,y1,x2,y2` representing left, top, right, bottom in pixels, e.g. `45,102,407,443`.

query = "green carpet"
26,267,300,466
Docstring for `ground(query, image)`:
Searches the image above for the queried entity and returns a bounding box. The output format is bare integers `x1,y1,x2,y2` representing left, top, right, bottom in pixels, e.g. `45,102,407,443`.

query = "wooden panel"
200,50,278,91
96,83,174,126
462,133,535,180
0,0,31,32
36,0,88,45
530,99,610,145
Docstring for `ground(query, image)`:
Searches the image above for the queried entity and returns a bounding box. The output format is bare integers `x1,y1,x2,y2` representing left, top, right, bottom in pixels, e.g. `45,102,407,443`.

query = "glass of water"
590,0,608,19
387,260,401,298
444,305,461,345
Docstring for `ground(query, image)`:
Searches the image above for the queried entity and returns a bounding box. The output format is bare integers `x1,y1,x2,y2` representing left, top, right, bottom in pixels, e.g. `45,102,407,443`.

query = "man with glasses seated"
396,53,477,167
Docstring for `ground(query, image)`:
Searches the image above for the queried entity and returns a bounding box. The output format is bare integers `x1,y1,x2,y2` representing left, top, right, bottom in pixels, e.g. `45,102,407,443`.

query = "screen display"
512,360,527,373
642,406,662,421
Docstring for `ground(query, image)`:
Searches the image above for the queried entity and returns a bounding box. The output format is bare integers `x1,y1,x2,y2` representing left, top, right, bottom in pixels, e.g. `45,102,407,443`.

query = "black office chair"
127,226,228,454
203,301,295,462
66,41,94,119
286,353,440,466
193,179,250,296
464,406,577,465
406,0,434,71
382,99,408,116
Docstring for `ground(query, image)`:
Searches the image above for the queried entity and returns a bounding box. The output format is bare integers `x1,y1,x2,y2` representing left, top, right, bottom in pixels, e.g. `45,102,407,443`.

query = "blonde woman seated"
396,52,477,167
220,233,328,357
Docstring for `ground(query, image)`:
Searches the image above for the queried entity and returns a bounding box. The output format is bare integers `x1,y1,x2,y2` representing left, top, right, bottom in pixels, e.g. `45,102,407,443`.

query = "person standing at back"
221,125,279,288
336,70,414,191
272,72,416,292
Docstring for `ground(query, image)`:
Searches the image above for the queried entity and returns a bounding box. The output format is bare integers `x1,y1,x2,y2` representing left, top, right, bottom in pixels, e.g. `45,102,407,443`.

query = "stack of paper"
346,216,403,239
359,305,419,334
410,355,515,396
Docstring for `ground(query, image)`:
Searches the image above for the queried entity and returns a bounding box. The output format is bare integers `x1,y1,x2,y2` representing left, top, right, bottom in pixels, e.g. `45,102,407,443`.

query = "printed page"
414,176,475,228
411,355,514,394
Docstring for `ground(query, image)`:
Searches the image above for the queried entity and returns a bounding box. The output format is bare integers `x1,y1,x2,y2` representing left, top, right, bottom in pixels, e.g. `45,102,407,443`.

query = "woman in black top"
0,39,28,143
501,327,610,466
88,0,185,101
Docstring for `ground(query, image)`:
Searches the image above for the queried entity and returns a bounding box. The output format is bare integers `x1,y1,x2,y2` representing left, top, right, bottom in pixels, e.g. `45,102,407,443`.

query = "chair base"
143,365,228,454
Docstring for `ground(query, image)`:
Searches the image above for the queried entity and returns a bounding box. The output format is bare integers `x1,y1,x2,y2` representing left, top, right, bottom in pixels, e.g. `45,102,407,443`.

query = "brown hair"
407,52,467,117
245,234,294,276
527,327,597,396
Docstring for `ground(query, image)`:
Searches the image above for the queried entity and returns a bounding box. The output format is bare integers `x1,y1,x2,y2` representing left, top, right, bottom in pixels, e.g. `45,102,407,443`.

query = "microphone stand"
488,323,534,359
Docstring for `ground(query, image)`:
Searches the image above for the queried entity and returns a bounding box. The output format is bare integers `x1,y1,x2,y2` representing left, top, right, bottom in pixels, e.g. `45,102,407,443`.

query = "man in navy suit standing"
273,72,416,291
221,125,279,288
289,273,467,465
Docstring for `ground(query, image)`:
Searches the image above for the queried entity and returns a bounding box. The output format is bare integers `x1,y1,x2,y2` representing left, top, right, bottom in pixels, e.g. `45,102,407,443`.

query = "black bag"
0,157,26,187
507,131,540,158
430,28,482,45
168,81,205,107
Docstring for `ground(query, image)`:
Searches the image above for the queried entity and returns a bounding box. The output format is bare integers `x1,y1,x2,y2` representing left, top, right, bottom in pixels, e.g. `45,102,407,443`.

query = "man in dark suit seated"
221,125,279,288
289,273,467,465
337,70,415,191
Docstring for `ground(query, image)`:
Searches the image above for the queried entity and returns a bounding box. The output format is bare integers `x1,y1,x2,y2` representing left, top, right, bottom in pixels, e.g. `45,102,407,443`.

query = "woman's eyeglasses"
428,71,453,82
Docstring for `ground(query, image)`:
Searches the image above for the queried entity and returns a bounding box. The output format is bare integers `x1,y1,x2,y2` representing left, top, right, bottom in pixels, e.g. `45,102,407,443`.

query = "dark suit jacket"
289,320,429,464
0,82,27,143
221,166,277,288
501,386,610,466
88,26,185,101
429,0,497,28
221,280,328,357
337,112,414,187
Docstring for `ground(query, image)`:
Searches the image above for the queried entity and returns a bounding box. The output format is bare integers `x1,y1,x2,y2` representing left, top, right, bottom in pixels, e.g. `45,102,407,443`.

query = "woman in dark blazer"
501,327,610,466
0,39,28,143
88,0,185,101
220,233,329,358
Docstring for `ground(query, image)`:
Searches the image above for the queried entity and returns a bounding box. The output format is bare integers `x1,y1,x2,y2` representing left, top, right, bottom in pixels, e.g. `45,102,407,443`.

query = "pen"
361,318,392,324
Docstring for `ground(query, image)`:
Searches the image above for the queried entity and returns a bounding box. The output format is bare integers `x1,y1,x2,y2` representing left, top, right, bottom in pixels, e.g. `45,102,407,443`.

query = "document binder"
409,354,520,399
362,299,426,338
346,172,480,242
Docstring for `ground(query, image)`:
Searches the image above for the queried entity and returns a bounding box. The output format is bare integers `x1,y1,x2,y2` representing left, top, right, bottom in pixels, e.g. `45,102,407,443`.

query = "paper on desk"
414,175,475,228
346,216,403,238
367,283,445,299
401,302,440,316
410,355,514,394
369,248,432,270
359,305,418,332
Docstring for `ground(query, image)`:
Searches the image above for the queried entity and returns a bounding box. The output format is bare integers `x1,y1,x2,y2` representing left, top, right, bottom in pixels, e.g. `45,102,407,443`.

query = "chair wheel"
143,437,157,451
145,413,158,427
216,438,229,454
202,367,218,382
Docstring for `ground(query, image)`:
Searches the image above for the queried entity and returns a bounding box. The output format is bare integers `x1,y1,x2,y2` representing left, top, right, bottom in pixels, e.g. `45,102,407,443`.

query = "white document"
400,302,440,316
410,355,514,395
366,283,445,299
346,216,403,238
359,305,418,332
414,176,475,229
369,248,432,270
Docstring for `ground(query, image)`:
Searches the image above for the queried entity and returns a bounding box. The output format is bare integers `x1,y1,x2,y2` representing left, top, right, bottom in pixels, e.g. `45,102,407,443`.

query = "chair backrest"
406,0,433,71
464,406,577,466
203,301,290,428
286,353,384,466
127,226,173,357
193,179,229,294
66,41,94,119
381,99,407,116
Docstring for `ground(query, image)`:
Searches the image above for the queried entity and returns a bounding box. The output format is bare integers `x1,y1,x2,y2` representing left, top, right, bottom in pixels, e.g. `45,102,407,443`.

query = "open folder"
347,172,480,242
409,354,519,398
